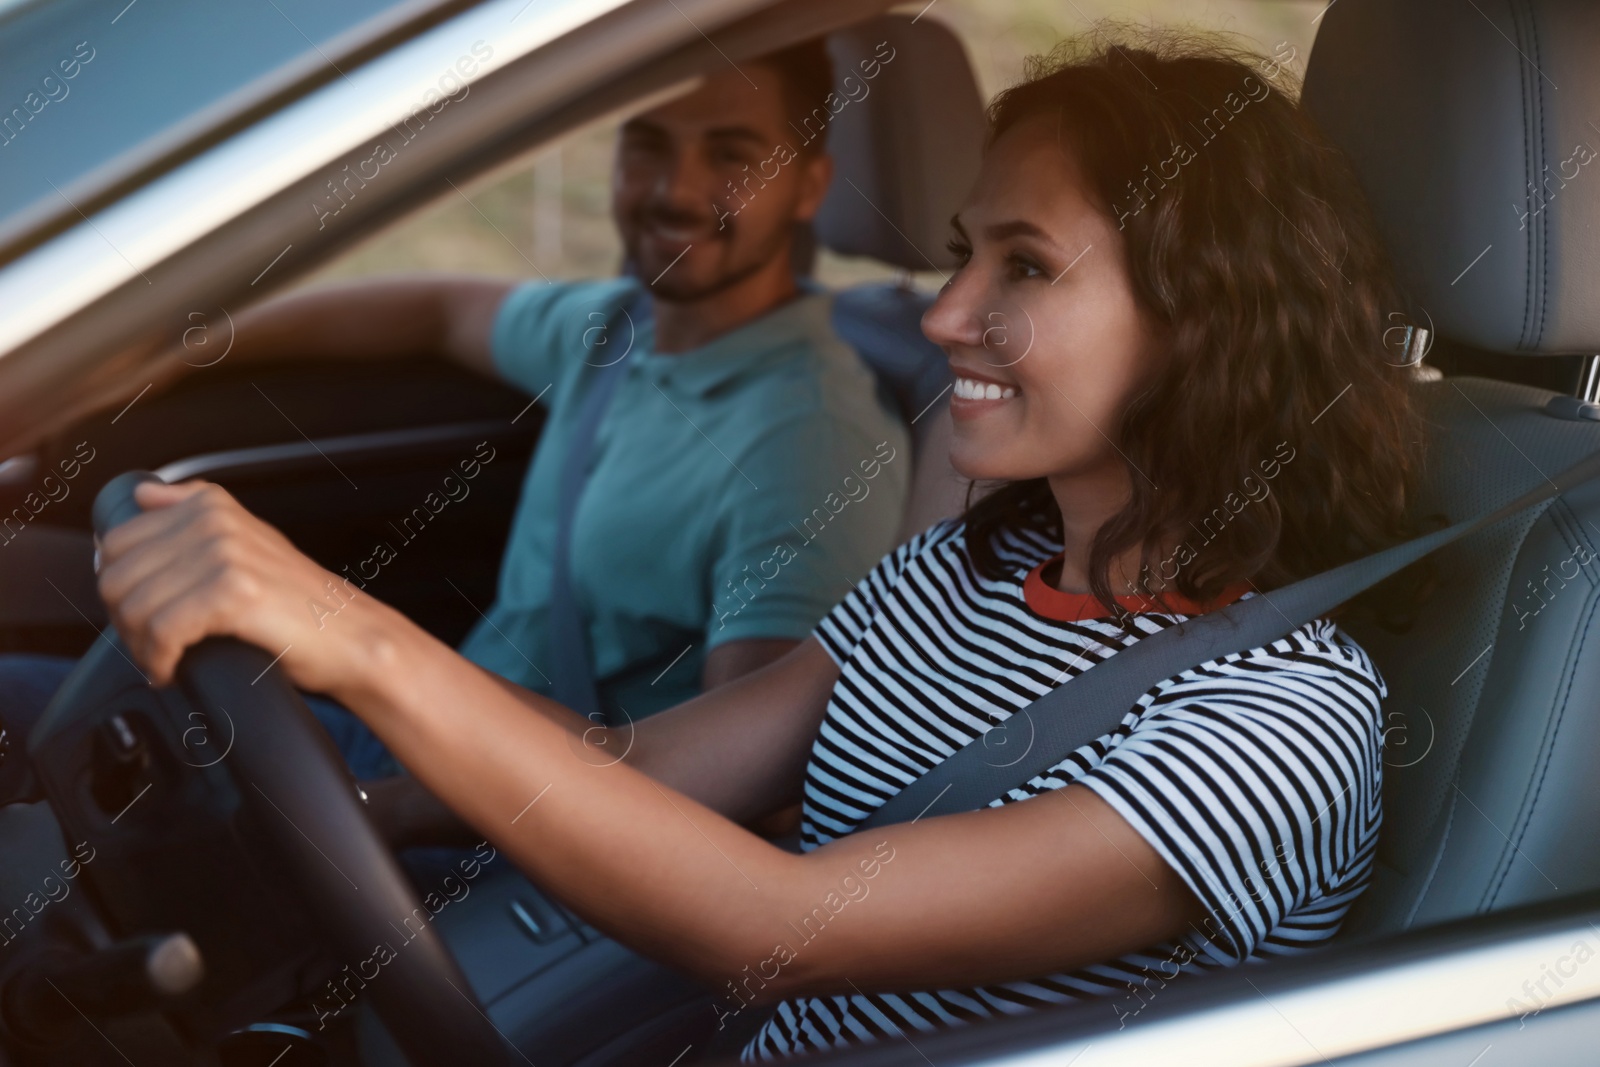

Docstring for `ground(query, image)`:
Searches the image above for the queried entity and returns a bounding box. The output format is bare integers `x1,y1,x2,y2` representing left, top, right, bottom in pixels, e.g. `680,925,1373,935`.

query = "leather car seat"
815,13,982,535
1303,0,1600,937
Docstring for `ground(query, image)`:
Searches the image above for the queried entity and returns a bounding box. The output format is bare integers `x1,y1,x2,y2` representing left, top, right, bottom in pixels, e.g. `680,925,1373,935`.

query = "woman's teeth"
954,377,1017,401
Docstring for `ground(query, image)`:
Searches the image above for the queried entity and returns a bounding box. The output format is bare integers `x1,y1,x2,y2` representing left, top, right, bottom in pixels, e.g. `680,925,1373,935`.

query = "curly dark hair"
962,28,1426,619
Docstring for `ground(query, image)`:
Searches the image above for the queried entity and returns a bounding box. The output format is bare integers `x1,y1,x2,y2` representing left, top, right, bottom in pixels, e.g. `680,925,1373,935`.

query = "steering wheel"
90,471,511,1065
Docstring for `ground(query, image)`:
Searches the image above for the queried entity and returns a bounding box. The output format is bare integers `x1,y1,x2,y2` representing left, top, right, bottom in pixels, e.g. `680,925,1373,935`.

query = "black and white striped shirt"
742,520,1385,1061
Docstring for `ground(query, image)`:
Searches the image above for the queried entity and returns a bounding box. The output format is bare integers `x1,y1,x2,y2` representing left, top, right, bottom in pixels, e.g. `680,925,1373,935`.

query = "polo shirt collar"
635,289,832,397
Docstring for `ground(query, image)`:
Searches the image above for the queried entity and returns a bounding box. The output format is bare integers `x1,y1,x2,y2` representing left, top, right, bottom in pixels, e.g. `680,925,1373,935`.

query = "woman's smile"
949,365,1019,419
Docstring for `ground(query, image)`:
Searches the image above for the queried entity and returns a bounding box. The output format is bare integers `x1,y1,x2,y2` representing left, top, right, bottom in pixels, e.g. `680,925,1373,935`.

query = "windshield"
0,0,451,252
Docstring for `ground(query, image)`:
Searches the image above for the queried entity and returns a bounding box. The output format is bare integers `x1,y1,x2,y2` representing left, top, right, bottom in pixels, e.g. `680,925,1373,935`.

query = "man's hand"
96,479,396,698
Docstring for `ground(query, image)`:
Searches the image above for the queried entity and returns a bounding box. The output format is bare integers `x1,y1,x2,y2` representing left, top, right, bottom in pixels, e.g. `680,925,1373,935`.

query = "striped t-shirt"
741,520,1385,1061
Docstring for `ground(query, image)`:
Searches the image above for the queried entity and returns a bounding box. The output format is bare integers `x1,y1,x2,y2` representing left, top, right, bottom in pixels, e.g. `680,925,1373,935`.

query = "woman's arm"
98,480,836,827
338,609,1204,997
371,637,812,847
473,639,832,825
98,480,1206,1000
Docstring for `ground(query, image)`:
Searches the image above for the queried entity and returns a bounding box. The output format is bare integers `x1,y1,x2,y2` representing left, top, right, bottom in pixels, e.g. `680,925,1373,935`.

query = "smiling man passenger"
301,42,909,745
2,42,909,779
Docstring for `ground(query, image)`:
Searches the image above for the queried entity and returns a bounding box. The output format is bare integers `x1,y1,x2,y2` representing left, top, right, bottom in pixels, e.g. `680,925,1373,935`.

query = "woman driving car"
94,31,1422,1062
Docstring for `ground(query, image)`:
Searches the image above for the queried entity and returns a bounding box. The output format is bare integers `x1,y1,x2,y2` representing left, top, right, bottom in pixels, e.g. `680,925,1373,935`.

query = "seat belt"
546,293,641,724
860,446,1600,831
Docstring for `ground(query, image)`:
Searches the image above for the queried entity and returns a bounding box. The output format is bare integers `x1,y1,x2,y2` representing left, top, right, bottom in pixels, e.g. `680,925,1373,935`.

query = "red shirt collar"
1022,555,1251,623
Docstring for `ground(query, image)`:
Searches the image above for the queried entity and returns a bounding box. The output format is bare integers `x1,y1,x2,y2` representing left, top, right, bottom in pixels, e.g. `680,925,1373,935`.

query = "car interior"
0,0,1599,1063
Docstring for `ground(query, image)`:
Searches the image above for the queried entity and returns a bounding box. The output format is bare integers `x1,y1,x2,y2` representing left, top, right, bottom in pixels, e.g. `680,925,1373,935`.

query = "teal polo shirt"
456,277,911,721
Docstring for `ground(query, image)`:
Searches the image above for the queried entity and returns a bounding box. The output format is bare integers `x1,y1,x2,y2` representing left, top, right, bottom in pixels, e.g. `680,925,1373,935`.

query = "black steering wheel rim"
92,470,511,1066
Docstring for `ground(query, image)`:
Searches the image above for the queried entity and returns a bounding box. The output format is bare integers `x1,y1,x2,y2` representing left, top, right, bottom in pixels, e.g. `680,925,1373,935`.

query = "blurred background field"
306,0,1327,292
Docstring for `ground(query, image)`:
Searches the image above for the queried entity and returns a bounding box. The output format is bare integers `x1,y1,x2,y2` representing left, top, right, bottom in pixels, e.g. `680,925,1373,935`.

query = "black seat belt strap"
861,447,1600,831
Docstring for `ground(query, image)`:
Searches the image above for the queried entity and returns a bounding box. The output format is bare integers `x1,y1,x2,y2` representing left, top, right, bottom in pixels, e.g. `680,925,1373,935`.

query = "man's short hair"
753,39,835,157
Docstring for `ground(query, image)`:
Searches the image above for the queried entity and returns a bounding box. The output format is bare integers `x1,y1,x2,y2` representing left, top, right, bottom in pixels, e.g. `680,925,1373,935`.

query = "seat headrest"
1303,0,1600,356
815,15,986,272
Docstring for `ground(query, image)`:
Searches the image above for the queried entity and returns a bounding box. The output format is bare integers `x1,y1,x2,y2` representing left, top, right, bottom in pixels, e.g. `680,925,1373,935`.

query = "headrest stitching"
1515,0,1538,351
1530,0,1551,352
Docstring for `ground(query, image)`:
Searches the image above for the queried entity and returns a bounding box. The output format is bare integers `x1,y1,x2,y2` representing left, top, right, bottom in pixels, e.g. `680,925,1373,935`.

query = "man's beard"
622,202,790,304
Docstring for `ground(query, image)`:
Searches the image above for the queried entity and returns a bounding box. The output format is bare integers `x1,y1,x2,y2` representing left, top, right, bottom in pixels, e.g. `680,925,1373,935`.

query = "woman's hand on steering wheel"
96,479,392,700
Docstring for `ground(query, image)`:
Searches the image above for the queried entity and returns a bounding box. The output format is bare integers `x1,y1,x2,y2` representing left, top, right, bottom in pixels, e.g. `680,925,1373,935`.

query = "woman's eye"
1006,253,1046,280
945,239,972,264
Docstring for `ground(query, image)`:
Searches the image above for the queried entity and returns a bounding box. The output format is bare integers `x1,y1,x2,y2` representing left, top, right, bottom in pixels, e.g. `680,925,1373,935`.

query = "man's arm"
225,275,516,378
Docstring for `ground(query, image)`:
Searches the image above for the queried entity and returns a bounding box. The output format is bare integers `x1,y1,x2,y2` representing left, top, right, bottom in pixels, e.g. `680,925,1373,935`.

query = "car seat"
1304,0,1600,937
816,13,984,535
